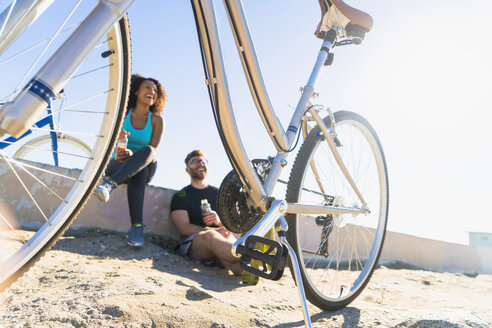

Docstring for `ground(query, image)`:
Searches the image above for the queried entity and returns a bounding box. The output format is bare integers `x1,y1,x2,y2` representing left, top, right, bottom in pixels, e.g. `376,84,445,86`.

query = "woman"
93,74,166,247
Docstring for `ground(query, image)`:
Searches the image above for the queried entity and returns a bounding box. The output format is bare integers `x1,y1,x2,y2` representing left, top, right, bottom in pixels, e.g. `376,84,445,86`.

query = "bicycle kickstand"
277,216,313,328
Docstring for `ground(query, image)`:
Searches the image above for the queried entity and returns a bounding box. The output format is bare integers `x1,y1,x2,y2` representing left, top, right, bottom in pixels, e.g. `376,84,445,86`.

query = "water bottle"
200,199,212,226
116,137,128,162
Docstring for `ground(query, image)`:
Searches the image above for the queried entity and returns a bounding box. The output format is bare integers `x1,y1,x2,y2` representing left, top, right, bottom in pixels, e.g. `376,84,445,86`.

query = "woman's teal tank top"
122,108,153,151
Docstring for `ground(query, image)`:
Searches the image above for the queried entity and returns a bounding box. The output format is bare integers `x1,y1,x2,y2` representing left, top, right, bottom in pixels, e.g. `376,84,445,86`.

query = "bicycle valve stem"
0,79,55,138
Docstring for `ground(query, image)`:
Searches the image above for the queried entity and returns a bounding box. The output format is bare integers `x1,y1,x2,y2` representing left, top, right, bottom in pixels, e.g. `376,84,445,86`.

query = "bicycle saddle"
315,0,373,42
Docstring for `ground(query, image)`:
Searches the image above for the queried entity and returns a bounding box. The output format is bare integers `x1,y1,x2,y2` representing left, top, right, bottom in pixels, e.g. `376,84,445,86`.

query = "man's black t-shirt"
170,185,219,228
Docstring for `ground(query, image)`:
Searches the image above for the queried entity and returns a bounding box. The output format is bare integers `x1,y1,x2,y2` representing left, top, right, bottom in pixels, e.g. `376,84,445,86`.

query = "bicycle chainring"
217,170,263,234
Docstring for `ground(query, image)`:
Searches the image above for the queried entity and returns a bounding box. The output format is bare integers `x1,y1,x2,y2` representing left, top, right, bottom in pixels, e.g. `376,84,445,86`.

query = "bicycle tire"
0,12,131,292
286,111,389,310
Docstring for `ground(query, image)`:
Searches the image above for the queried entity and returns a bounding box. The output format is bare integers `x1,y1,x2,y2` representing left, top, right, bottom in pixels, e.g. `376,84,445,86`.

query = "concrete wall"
74,183,179,239
2,161,491,274
469,231,492,248
78,187,492,274
380,230,492,274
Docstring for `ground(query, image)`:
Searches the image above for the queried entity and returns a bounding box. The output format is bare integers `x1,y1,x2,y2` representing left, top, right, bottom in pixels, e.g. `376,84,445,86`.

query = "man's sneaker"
126,225,144,247
93,178,117,203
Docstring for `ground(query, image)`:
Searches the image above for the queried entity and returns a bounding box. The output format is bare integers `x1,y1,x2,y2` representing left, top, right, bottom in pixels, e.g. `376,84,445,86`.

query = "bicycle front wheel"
286,111,389,310
0,8,131,291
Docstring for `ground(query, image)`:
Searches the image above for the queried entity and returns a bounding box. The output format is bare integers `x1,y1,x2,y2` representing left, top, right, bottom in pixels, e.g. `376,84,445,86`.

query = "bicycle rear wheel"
286,111,389,310
0,5,131,291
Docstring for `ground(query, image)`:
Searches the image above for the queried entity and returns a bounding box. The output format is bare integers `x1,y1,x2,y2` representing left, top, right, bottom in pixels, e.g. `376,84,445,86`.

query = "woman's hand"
118,129,130,140
116,147,133,161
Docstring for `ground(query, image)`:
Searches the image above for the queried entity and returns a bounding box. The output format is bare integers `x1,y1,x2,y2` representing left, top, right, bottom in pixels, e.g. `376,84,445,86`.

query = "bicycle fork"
232,200,313,328
0,0,135,138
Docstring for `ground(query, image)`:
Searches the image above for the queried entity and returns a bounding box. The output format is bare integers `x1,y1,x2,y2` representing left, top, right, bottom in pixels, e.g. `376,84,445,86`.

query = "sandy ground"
1,229,491,328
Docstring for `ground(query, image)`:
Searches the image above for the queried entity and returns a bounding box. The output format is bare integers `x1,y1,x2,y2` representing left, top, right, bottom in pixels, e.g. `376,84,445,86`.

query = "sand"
1,229,491,328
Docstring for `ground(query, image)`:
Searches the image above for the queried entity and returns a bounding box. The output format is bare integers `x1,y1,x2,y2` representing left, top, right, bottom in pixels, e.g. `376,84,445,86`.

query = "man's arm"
171,209,207,236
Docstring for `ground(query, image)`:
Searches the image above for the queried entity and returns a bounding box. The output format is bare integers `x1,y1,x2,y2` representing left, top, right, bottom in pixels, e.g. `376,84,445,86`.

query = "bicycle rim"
286,111,389,310
0,4,131,291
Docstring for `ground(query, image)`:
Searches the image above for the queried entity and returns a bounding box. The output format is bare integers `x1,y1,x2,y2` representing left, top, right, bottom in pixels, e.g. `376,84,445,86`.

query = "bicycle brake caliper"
237,235,288,281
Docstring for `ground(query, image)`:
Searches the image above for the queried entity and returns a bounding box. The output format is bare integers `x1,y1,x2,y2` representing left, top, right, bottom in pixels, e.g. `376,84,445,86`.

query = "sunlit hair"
127,74,166,115
185,150,205,166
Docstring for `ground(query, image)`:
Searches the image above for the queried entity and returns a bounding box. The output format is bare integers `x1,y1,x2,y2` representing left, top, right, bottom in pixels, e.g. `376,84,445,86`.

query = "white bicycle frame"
0,0,366,219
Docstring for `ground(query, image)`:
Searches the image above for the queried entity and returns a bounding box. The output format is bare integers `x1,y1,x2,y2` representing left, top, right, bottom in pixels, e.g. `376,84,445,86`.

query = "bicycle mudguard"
237,236,288,281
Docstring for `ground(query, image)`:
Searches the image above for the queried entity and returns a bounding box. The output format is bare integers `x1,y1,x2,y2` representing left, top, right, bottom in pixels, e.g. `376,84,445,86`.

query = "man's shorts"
176,233,218,267
176,234,196,257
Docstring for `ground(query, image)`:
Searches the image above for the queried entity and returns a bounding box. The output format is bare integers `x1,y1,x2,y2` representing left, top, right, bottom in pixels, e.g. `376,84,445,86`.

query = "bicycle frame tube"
222,0,288,152
0,0,134,139
191,0,268,209
263,39,335,195
0,0,54,55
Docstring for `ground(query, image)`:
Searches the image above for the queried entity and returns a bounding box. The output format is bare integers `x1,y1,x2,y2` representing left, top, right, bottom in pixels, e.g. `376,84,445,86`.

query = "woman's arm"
150,114,164,149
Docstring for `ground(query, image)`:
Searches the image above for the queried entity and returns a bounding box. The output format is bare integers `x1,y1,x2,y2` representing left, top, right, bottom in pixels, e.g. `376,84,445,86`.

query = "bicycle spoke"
0,212,27,246
0,156,81,182
0,151,49,223
0,23,79,68
21,145,93,160
72,63,112,79
57,90,112,111
35,91,112,122
5,153,68,203
30,127,103,138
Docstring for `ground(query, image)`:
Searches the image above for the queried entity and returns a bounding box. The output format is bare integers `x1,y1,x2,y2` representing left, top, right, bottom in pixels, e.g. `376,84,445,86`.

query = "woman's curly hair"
127,74,166,115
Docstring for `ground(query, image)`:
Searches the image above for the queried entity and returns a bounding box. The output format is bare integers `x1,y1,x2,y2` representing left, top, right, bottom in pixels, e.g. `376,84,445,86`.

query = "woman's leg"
94,146,155,203
125,166,149,247
111,145,156,185
127,166,149,225
105,159,122,177
93,159,121,202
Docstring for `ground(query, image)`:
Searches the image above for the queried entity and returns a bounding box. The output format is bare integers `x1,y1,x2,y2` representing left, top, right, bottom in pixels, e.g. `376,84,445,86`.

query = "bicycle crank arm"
232,199,287,256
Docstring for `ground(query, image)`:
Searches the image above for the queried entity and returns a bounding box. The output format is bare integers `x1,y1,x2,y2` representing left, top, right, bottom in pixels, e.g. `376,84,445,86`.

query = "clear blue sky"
124,0,492,245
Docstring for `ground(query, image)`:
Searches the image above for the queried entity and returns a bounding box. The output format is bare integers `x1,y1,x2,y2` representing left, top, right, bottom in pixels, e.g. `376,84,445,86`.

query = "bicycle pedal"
237,235,288,281
241,228,276,285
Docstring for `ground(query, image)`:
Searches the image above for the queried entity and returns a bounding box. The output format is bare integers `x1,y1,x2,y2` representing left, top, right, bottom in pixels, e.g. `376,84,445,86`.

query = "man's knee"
198,229,221,242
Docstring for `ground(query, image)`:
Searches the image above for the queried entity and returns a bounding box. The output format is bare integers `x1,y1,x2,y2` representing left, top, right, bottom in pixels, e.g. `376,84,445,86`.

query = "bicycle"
0,93,93,167
0,1,388,327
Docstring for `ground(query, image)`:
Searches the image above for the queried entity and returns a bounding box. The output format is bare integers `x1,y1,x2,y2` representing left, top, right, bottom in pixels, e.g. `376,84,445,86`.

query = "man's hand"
203,210,222,227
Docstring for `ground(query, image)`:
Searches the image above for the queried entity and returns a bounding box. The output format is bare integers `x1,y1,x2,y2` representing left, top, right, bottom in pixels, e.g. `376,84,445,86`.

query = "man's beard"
189,167,206,180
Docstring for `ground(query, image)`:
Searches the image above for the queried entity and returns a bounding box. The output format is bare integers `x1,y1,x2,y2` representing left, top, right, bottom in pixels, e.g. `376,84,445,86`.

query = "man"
170,150,241,276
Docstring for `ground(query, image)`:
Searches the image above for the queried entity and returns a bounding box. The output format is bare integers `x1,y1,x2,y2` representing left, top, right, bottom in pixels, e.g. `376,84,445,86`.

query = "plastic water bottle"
201,199,212,226
116,138,128,162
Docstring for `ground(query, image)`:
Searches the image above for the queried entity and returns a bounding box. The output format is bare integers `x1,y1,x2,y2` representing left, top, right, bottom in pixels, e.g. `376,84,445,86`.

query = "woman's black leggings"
105,145,157,225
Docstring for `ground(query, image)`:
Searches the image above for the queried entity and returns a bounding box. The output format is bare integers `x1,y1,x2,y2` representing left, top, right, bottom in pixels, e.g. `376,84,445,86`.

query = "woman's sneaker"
126,224,144,247
93,178,117,203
